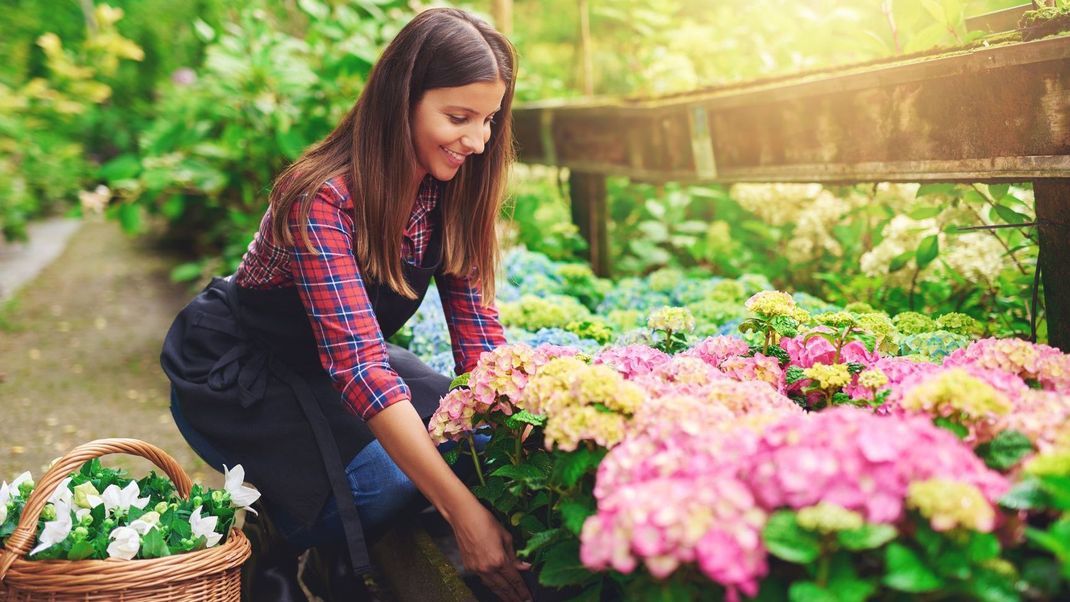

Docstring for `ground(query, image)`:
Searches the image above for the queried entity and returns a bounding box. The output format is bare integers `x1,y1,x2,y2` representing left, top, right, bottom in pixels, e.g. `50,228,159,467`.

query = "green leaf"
883,543,943,593
448,373,470,390
888,251,913,273
976,429,1033,471
97,154,141,181
933,417,969,439
788,582,837,602
538,540,593,587
297,0,330,19
553,447,604,488
505,410,547,429
770,315,799,338
117,203,143,234
999,478,1048,510
915,235,939,269
140,527,170,558
916,183,956,198
170,262,203,283
490,463,544,483
908,206,943,220
993,204,1030,225
442,447,460,466
472,478,506,505
988,184,1010,199
559,498,595,535
67,540,96,560
518,527,564,558
837,523,897,551
965,532,1000,562
762,511,821,564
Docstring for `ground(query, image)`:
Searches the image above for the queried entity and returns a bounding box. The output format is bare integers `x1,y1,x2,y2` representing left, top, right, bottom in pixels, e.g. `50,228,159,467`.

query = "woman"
161,8,530,601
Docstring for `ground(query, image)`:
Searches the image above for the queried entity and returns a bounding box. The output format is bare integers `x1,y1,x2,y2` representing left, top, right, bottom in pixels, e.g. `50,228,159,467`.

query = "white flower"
75,508,92,522
189,506,222,548
223,465,260,514
0,503,6,524
107,526,141,560
1,472,33,505
89,481,150,516
129,511,160,535
30,501,73,556
48,477,73,508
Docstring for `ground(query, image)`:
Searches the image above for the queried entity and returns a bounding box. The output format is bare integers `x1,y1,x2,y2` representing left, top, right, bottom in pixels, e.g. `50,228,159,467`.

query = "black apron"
160,206,448,575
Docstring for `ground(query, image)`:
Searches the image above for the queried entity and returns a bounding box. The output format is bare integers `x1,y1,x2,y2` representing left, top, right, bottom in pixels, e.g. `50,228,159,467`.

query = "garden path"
0,217,217,488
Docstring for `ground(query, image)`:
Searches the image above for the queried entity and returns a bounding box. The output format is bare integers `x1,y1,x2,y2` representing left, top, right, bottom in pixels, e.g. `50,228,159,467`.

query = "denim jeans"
170,388,486,549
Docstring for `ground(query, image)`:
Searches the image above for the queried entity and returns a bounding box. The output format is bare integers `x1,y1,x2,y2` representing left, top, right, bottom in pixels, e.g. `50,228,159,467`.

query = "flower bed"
414,248,1070,601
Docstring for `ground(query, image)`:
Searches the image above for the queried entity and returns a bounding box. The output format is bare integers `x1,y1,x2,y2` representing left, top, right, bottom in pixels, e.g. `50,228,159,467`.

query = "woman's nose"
461,126,486,154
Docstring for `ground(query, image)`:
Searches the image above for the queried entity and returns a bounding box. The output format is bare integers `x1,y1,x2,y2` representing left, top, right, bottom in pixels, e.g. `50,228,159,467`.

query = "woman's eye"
448,115,466,124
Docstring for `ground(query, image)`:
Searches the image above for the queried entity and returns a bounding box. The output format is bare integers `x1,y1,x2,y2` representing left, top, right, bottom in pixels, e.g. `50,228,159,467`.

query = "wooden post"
569,171,610,277
490,0,512,36
1035,180,1070,351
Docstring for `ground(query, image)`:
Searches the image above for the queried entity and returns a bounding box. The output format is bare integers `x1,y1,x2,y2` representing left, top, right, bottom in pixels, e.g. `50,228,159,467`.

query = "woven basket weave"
0,438,251,601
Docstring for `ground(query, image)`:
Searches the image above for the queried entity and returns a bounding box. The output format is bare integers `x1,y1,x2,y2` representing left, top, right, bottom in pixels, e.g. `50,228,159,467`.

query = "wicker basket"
0,438,251,601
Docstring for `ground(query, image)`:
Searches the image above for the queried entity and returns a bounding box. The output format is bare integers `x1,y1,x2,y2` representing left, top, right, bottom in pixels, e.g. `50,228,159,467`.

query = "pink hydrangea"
780,332,879,371
593,344,670,379
581,474,767,600
745,408,1009,524
633,356,728,398
996,389,1070,452
944,338,1070,393
680,336,751,368
469,343,582,414
427,388,485,444
718,353,786,394
703,380,802,418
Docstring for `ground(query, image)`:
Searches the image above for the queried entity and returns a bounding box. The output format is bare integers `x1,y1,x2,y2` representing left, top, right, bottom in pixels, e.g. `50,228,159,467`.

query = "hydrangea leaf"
762,511,821,564
883,543,943,593
976,430,1033,471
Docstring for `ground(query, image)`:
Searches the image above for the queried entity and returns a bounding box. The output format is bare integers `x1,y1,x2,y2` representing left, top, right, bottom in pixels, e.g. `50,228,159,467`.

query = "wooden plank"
513,35,1070,184
1035,179,1070,351
568,171,610,276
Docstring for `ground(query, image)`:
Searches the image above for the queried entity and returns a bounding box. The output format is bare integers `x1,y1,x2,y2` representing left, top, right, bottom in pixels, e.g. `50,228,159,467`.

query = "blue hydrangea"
671,278,723,306
597,277,671,314
503,247,561,289
899,330,971,361
425,351,456,377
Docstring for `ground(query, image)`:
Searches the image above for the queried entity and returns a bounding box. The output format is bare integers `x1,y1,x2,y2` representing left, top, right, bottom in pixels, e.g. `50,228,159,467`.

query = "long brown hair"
269,8,517,301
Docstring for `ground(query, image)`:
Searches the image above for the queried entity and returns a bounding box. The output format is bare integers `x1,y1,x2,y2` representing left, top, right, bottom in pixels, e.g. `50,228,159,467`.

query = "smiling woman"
160,8,532,602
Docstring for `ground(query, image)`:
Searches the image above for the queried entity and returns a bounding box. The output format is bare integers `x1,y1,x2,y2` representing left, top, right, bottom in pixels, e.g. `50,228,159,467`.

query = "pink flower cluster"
717,353,786,393
593,344,670,379
844,356,939,404
468,343,580,413
780,332,879,370
680,336,751,368
944,338,1070,393
585,413,766,600
996,390,1070,451
428,388,484,444
633,356,727,398
746,408,1009,523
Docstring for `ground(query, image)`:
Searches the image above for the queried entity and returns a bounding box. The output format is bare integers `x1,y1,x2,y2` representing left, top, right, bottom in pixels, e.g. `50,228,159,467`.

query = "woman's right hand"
449,496,532,602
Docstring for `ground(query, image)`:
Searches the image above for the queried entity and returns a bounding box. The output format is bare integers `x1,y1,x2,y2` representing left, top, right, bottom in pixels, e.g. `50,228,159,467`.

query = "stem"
967,184,1031,274
468,435,486,487
816,553,831,587
514,430,523,464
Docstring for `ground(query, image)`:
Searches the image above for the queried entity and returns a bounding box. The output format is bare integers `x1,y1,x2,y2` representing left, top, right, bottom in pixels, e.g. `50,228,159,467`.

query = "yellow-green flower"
858,368,889,390
900,369,1012,421
744,291,796,317
73,482,100,509
1024,449,1070,477
815,311,857,329
796,502,865,534
647,307,696,334
907,479,996,532
803,363,852,390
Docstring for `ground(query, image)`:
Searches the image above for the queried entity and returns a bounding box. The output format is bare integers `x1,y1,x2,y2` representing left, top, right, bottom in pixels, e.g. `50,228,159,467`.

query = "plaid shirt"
234,175,506,420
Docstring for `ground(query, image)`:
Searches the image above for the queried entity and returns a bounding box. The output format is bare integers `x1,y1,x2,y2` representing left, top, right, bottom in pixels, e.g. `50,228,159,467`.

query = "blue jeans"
170,388,486,549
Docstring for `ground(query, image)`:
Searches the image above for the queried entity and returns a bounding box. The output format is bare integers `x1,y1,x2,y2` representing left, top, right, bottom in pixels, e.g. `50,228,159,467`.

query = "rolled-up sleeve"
436,268,508,375
289,179,410,420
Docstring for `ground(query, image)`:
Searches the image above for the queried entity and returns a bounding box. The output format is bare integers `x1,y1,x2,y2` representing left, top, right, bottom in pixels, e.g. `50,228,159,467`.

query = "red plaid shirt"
234,175,506,420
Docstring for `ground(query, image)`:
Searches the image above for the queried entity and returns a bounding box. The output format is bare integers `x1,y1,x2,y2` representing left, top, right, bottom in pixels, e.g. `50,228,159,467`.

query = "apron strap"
271,359,373,576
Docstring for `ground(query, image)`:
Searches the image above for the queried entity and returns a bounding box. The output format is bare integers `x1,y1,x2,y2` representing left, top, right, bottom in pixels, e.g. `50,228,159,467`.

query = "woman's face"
411,80,507,182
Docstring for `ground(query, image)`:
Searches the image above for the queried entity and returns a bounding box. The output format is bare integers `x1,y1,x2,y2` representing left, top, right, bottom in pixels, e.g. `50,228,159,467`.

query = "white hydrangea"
730,183,823,226
859,215,941,286
941,232,1009,286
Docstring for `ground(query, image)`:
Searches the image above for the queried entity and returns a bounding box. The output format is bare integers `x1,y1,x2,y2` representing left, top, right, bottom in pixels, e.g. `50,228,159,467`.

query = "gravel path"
0,217,219,488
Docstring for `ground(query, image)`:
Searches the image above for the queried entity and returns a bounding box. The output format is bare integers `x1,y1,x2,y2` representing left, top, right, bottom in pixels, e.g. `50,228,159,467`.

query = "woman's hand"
366,402,531,601
449,497,532,602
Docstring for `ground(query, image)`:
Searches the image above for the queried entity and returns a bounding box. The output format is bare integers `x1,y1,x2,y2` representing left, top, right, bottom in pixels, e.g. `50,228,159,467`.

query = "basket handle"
0,438,194,581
